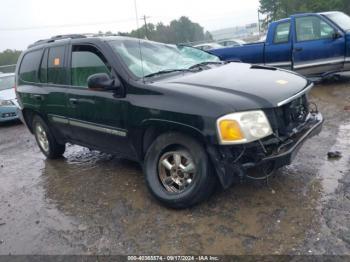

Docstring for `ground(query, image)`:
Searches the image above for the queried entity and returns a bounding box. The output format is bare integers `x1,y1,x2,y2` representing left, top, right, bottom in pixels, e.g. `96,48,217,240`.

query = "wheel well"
22,109,35,133
142,124,207,159
22,109,46,133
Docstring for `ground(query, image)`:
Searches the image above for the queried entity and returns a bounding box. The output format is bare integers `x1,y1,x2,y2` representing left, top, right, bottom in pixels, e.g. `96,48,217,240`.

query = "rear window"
48,46,66,85
274,22,290,43
19,50,43,82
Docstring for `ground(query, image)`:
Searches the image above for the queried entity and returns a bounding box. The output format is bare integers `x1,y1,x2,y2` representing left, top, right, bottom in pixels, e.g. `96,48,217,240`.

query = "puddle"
319,122,350,197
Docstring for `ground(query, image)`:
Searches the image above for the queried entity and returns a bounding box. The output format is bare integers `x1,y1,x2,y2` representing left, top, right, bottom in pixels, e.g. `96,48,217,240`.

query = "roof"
273,17,291,24
27,34,142,49
273,11,343,24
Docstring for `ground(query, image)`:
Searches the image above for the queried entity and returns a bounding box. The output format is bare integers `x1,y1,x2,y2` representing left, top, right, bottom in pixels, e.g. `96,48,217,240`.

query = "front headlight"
0,100,13,106
217,110,273,145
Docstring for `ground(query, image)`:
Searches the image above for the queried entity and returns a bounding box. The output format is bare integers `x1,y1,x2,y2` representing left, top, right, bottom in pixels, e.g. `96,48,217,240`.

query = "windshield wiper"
188,61,224,70
144,69,192,78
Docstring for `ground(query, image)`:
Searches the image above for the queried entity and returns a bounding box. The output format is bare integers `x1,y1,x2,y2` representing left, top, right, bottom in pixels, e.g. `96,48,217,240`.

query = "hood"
155,63,309,111
0,88,16,101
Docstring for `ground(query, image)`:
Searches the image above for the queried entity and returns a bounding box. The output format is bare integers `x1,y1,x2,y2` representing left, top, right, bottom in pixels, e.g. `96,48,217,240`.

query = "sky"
0,0,260,51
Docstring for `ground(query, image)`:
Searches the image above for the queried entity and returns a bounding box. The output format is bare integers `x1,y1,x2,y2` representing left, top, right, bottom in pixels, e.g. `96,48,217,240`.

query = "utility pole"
257,9,261,34
141,15,151,39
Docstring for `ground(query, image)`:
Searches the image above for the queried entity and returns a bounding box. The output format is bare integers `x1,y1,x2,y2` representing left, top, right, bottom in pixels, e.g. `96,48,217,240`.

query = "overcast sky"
0,0,260,51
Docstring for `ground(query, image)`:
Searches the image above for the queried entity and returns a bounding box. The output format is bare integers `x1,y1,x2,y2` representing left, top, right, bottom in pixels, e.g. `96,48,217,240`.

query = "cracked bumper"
242,112,323,170
208,112,324,189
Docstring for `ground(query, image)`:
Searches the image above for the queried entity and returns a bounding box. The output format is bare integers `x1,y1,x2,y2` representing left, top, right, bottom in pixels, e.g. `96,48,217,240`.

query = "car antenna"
133,0,145,83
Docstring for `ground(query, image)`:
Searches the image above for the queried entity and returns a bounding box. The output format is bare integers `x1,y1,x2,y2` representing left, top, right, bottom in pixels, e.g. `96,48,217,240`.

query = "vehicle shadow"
0,119,22,128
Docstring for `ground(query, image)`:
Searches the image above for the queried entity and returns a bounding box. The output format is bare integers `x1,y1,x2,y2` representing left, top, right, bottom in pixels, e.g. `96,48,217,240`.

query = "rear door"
265,21,292,70
65,44,132,156
39,45,71,138
292,14,345,76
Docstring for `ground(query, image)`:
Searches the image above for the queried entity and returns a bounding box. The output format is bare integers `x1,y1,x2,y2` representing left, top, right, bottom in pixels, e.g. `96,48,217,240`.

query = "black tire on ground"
144,132,216,209
32,115,65,159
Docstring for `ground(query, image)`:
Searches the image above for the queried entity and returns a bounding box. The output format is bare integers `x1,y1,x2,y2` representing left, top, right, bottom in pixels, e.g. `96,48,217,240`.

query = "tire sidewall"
144,133,211,206
33,116,56,158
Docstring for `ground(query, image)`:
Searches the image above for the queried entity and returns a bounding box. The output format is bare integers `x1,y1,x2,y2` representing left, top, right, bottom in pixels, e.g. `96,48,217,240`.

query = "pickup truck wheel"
144,132,216,209
32,115,65,159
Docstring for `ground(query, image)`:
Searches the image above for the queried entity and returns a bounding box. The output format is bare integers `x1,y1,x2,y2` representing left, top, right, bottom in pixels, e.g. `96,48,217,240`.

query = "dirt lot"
0,79,349,255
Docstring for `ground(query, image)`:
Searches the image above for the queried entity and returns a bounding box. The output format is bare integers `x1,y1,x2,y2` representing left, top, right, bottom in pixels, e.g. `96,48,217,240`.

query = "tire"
144,132,216,209
32,115,65,159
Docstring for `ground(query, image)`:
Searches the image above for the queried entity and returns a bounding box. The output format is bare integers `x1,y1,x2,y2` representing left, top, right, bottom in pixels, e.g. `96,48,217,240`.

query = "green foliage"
119,16,213,44
0,49,21,66
259,0,350,25
0,49,21,73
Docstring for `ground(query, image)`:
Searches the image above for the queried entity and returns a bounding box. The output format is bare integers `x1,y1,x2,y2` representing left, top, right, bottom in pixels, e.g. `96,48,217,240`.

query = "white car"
193,43,224,51
218,39,246,47
0,73,19,122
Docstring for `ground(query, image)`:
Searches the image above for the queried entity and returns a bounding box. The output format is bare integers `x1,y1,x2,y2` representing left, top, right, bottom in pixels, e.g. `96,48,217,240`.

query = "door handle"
32,94,44,101
294,47,303,52
69,98,78,105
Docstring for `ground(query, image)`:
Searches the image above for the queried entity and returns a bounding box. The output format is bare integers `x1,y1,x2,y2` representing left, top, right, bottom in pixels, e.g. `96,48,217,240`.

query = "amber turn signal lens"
219,120,244,141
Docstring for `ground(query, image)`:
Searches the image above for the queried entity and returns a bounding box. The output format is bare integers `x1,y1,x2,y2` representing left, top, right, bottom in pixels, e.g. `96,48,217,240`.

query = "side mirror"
87,73,121,90
332,31,342,40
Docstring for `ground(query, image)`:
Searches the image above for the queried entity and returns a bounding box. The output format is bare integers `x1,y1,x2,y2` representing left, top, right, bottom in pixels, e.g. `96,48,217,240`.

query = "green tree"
0,49,22,72
119,16,212,44
259,0,349,25
0,49,21,66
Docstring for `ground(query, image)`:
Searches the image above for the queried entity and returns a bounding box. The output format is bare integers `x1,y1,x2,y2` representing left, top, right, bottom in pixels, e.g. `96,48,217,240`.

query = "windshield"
0,75,15,91
108,39,220,78
324,12,350,31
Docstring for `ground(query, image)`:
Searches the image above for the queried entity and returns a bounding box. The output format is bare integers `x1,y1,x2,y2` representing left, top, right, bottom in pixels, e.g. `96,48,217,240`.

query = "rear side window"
39,49,48,83
274,22,290,43
19,50,42,83
48,46,66,85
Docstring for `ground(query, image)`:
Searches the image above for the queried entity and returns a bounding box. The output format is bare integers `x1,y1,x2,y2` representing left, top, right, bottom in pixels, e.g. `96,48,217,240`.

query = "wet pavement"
0,79,349,255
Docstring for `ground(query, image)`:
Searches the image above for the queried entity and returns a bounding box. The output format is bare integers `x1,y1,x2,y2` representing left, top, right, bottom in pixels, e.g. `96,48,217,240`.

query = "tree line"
0,49,21,72
259,0,350,25
119,16,213,44
0,16,212,69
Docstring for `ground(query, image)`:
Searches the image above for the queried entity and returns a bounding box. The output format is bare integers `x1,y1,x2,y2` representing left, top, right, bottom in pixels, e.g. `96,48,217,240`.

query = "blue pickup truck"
210,12,350,78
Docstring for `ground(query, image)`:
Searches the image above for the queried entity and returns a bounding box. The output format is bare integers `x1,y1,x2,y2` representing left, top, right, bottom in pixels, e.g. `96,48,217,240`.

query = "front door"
292,15,345,76
65,44,133,157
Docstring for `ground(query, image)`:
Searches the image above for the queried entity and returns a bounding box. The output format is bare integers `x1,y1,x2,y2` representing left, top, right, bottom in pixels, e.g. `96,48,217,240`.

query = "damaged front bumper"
208,112,324,189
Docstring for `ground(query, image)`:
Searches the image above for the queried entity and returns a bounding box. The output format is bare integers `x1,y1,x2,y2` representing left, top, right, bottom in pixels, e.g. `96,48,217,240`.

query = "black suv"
16,34,323,208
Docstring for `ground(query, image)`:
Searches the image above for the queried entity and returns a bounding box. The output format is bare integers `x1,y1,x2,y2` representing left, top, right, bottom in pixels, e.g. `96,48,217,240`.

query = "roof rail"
28,34,87,48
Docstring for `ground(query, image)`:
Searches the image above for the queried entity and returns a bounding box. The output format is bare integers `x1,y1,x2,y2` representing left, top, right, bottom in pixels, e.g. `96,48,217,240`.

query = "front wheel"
144,132,216,209
33,115,65,159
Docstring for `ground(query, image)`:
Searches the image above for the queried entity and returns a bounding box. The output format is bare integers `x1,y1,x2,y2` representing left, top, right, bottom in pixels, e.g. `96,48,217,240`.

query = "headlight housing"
217,110,273,145
0,99,13,106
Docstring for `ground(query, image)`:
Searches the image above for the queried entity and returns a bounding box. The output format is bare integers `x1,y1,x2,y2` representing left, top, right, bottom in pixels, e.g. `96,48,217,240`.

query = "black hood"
152,63,310,111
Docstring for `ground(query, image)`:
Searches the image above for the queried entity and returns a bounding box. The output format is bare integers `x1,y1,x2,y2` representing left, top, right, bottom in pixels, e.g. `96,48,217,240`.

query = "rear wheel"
144,132,216,209
32,115,65,159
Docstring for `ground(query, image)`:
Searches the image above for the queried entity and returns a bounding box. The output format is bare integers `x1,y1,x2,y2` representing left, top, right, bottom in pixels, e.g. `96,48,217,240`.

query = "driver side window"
71,45,111,87
296,16,335,42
